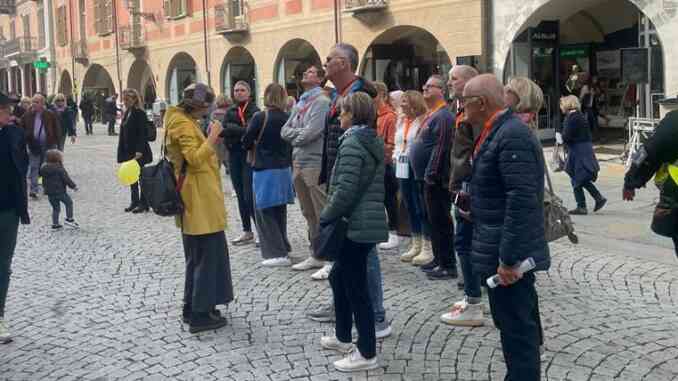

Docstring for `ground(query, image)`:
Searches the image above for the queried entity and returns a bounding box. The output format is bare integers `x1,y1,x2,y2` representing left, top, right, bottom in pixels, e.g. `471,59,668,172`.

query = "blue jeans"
455,213,481,301
399,177,430,237
28,151,45,194
366,247,385,322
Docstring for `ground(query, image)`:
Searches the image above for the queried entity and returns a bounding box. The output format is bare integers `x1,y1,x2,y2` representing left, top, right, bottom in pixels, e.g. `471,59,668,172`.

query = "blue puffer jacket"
470,110,550,276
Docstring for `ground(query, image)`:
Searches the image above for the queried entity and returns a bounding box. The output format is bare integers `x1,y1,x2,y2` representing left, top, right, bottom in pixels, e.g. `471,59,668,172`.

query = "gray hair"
449,65,479,81
505,77,544,113
334,43,359,72
342,92,376,128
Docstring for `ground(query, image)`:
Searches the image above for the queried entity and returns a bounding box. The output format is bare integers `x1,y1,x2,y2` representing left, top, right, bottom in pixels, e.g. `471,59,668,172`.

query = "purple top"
33,111,46,145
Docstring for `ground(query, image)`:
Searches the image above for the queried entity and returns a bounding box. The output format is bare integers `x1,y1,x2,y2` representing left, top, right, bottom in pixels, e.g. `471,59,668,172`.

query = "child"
39,149,79,229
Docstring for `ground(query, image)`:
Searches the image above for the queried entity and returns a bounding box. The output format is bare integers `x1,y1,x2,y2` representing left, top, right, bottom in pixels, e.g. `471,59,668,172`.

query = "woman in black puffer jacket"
117,88,153,213
560,95,606,216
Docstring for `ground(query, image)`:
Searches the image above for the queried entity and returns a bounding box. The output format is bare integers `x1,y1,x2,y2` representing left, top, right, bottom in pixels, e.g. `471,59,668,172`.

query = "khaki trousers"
293,166,327,255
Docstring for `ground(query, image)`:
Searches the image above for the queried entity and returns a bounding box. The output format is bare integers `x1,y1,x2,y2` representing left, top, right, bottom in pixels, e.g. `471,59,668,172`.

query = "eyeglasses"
423,84,443,90
459,95,483,106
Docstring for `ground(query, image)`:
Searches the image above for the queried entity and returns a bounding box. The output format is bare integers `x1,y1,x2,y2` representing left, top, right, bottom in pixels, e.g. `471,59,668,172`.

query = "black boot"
593,198,607,212
189,312,227,333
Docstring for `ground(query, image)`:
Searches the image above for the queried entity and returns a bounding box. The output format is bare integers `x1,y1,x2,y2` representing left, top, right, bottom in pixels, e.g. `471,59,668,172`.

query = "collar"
377,103,394,117
300,86,322,102
484,109,504,131
427,100,447,115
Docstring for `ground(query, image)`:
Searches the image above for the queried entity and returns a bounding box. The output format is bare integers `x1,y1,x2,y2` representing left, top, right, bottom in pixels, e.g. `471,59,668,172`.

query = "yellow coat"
164,106,227,235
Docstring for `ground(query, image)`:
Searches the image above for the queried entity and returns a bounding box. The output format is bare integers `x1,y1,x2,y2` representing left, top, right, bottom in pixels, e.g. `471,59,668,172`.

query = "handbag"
543,151,579,244
313,159,378,261
141,128,187,217
246,111,268,166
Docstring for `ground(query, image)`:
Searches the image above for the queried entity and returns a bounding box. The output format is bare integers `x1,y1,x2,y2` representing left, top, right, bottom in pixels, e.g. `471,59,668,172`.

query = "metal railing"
215,0,248,33
119,24,145,49
344,0,388,10
4,36,37,56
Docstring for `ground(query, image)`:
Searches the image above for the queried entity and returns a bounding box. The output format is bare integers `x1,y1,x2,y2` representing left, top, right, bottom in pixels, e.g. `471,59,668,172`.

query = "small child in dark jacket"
39,149,79,229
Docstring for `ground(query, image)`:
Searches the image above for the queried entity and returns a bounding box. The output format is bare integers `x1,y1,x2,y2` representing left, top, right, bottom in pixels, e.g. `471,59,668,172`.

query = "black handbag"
313,159,378,261
141,129,186,217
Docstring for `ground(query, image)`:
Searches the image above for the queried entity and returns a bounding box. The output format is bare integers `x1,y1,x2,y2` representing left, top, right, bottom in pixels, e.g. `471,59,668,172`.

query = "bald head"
448,65,479,98
463,74,505,109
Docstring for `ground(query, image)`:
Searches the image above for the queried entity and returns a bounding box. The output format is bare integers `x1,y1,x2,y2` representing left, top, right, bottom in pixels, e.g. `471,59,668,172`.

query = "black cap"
0,92,19,106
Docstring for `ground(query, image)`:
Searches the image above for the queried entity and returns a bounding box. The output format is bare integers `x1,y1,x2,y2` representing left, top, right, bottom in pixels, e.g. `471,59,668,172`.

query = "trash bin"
659,97,678,119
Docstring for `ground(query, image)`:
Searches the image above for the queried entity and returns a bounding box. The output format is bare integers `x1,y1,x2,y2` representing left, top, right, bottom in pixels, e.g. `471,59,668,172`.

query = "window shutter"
94,0,102,35
105,0,113,34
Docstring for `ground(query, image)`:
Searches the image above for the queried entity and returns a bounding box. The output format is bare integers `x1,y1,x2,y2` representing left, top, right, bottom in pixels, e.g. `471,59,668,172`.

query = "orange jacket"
376,103,397,164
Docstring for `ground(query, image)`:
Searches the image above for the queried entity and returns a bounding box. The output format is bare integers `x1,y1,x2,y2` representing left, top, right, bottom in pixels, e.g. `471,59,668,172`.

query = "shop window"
164,0,190,19
94,0,113,36
56,6,68,47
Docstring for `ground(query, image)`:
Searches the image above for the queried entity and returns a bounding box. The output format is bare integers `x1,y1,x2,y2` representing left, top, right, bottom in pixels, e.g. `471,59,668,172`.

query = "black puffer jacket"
222,101,260,152
470,110,550,276
319,77,377,187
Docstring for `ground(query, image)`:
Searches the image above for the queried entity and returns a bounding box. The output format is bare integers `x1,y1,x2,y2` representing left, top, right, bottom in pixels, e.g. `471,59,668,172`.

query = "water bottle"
486,257,536,288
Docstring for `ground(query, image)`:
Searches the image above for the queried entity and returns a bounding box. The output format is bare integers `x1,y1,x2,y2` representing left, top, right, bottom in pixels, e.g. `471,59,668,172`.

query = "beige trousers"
293,165,327,255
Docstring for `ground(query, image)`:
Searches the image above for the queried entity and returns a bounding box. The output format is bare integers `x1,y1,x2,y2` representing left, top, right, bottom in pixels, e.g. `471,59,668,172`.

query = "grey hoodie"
280,90,330,169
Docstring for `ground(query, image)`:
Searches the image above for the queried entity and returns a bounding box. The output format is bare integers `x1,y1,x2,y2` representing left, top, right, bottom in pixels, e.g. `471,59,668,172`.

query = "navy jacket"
408,106,455,186
470,110,550,276
0,124,30,224
562,111,599,187
242,109,292,171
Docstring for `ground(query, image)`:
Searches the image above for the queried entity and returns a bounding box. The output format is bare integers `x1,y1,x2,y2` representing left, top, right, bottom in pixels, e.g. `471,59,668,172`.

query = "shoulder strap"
254,110,269,144
541,149,555,195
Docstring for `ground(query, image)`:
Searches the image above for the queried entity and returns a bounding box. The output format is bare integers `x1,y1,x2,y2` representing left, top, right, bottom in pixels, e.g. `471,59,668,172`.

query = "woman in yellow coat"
164,83,234,334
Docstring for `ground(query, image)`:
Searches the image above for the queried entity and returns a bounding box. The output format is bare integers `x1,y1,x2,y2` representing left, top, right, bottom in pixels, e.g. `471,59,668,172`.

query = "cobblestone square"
1,131,678,380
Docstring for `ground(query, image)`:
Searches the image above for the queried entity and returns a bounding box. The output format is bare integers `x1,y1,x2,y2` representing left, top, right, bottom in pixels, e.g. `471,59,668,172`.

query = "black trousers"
0,209,19,317
228,149,255,232
107,119,116,135
384,164,399,231
182,231,234,313
423,183,455,268
130,163,148,208
83,115,93,135
487,272,541,381
329,239,376,359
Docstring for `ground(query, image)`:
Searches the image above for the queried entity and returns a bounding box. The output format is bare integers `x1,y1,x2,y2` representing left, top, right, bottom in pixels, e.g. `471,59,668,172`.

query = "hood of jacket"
340,125,383,164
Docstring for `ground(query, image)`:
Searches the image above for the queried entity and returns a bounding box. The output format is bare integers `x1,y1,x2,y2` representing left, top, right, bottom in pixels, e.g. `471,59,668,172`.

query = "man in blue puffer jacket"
462,74,550,381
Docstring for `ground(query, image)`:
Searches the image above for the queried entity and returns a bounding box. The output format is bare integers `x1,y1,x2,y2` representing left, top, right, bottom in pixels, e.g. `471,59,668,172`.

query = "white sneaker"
292,257,325,271
378,232,399,250
311,264,332,280
440,298,484,327
261,257,292,267
334,348,379,372
376,324,392,339
320,336,353,353
0,318,12,344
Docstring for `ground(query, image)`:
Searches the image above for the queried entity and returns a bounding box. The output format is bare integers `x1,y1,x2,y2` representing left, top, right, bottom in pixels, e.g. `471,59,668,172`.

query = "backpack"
141,131,185,217
146,116,157,142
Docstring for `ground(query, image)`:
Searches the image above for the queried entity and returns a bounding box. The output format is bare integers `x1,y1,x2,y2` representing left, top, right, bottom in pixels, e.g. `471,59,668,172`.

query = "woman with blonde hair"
393,90,432,263
117,88,153,213
560,95,606,215
242,83,294,266
504,77,544,132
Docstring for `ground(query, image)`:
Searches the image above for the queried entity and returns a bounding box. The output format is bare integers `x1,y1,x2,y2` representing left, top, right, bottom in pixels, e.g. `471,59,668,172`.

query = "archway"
127,59,156,109
220,46,257,100
360,26,452,92
58,70,73,97
166,52,197,105
274,39,321,99
499,0,667,138
82,63,116,98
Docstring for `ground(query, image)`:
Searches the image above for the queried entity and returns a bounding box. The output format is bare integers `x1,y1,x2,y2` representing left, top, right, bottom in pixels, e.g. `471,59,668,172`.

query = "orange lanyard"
330,77,358,117
473,110,502,157
237,102,249,127
401,118,414,151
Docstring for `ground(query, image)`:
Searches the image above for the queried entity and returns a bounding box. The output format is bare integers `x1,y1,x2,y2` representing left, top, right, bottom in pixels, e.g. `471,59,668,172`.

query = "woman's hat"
182,83,215,108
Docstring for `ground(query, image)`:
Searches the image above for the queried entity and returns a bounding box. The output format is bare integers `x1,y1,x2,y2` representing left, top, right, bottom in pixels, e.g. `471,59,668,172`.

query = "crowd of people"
1,40,677,381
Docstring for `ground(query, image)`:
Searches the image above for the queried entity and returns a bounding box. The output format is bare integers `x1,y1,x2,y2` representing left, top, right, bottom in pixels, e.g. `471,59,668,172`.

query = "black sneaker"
131,206,149,214
568,207,588,216
29,193,38,199
457,280,465,290
64,219,80,228
189,313,227,334
421,261,439,273
52,224,63,230
593,198,607,213
183,307,222,324
427,266,458,280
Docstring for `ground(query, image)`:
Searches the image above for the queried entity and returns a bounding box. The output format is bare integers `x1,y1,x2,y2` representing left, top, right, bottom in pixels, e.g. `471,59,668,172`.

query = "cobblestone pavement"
2,131,678,381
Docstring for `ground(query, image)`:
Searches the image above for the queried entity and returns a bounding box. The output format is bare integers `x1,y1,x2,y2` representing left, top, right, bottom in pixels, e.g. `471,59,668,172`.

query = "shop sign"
33,60,50,70
561,47,589,58
0,0,15,14
531,32,557,42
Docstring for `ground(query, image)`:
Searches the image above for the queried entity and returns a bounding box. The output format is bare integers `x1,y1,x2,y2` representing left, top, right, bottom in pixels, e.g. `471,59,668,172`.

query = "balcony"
343,0,388,14
4,36,37,62
72,39,88,64
119,25,146,51
215,1,249,37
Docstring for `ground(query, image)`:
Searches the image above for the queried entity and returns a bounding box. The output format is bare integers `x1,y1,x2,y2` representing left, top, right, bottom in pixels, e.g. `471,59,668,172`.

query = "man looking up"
408,75,457,280
281,65,331,272
441,65,485,326
463,74,550,381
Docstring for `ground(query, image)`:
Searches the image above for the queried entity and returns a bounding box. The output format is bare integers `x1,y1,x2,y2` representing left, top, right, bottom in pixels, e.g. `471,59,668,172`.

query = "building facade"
0,0,676,133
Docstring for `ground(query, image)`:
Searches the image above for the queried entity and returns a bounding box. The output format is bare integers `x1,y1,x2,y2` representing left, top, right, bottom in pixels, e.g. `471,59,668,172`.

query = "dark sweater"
242,109,292,171
0,127,18,211
408,107,455,186
39,163,77,196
